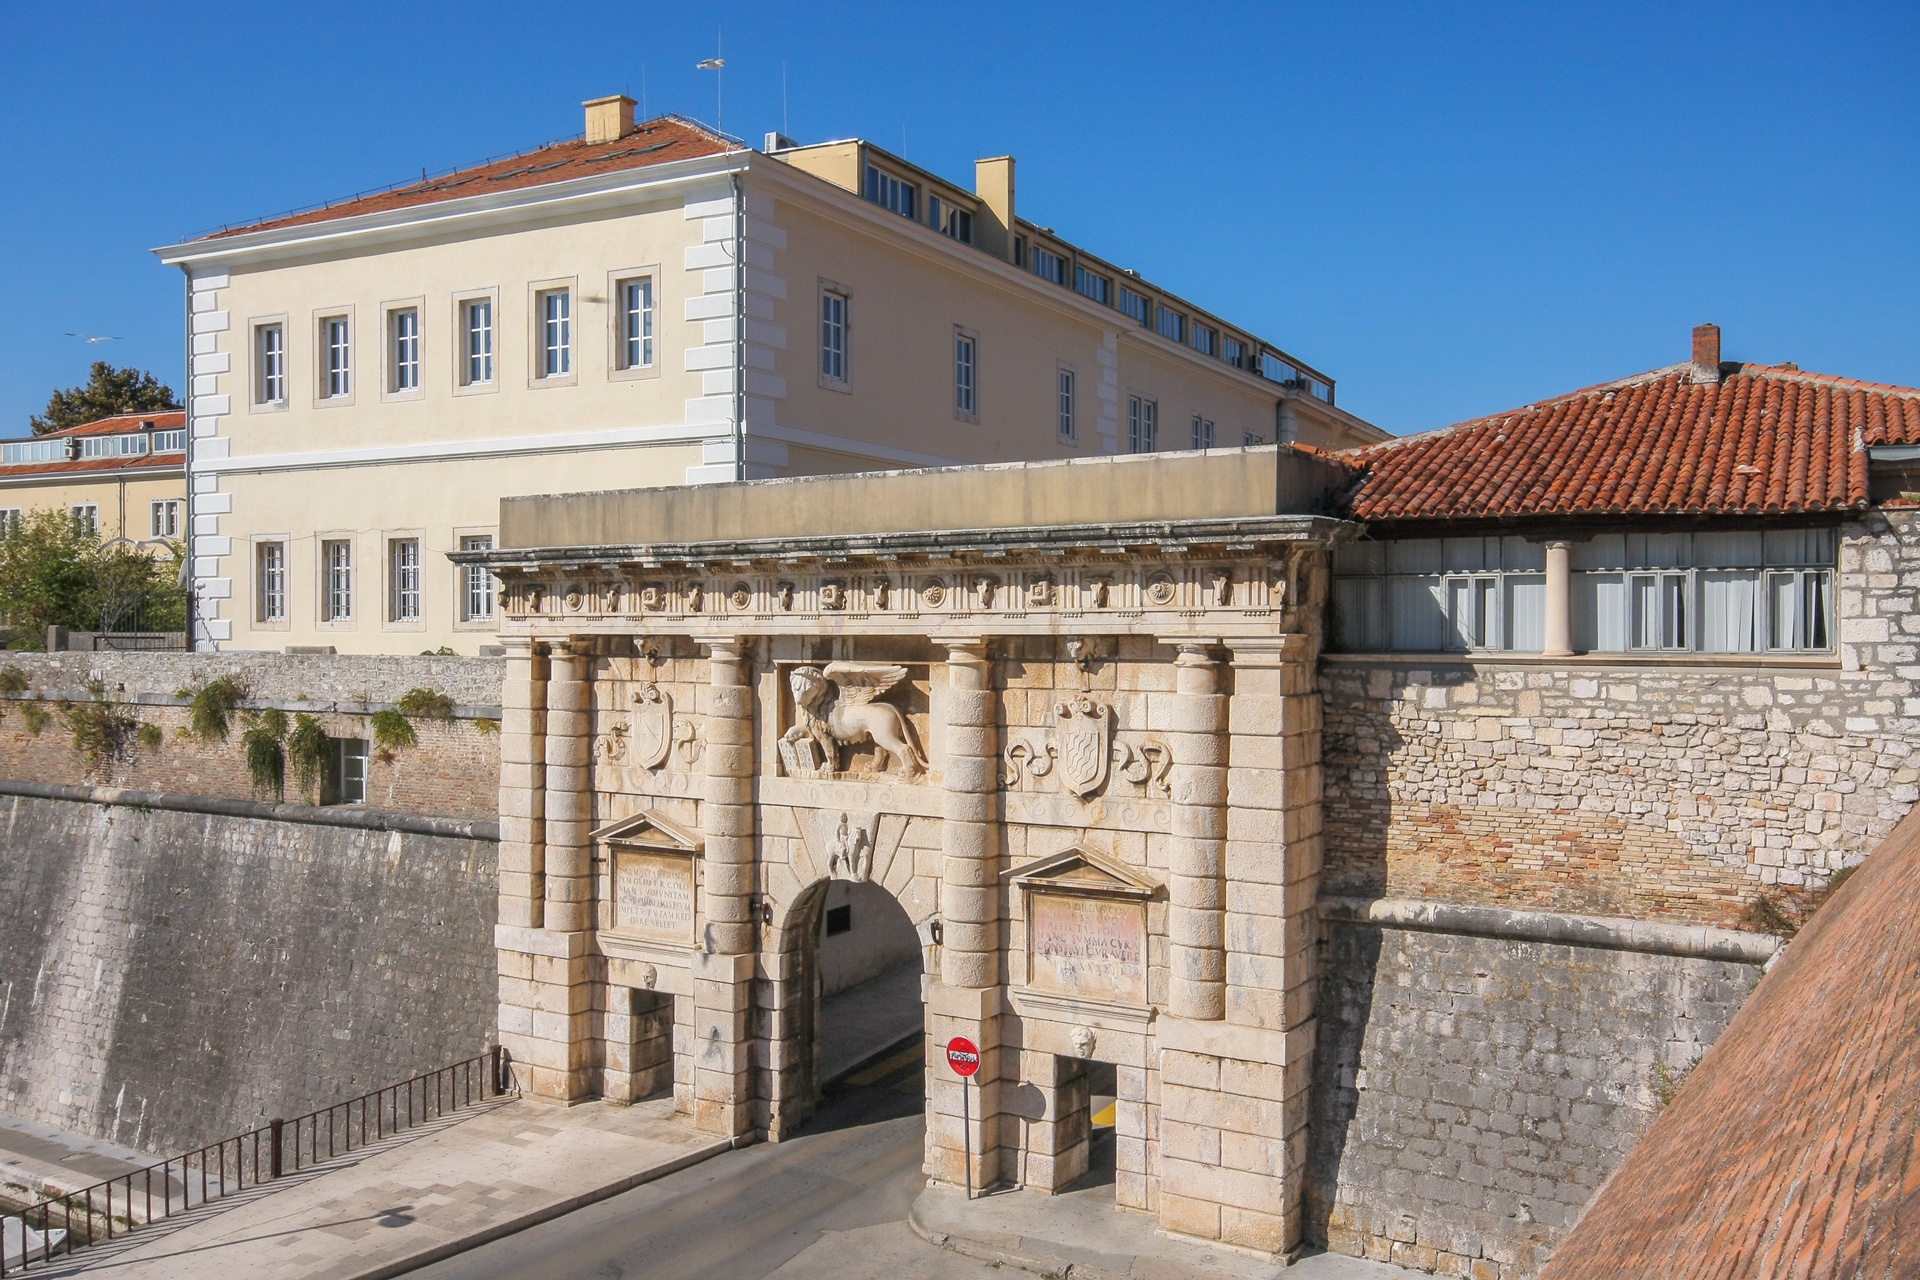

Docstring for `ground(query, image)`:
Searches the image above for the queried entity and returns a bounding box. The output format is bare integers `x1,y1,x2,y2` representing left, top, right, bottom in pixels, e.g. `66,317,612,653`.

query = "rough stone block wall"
0,793,497,1155
1306,923,1753,1278
0,652,501,820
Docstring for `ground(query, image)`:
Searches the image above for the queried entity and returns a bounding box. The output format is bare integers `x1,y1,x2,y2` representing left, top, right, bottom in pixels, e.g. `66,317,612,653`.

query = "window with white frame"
1058,368,1076,441
616,276,654,370
1157,306,1186,344
1030,245,1065,286
928,196,973,243
322,538,353,622
1223,336,1249,369
460,534,496,621
1191,416,1214,450
820,289,849,385
388,538,421,623
1074,265,1110,305
152,429,185,452
70,504,98,537
257,323,286,404
389,308,420,391
1128,395,1157,453
324,737,368,805
1119,286,1150,326
462,298,494,385
257,541,287,622
0,509,21,540
150,500,181,539
1191,323,1217,357
322,316,351,398
537,288,571,378
1329,529,1837,656
864,165,916,218
954,331,977,417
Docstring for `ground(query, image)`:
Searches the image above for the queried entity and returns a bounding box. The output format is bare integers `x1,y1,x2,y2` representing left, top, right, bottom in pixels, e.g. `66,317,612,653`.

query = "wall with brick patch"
0,793,497,1155
0,652,502,821
1306,922,1754,1279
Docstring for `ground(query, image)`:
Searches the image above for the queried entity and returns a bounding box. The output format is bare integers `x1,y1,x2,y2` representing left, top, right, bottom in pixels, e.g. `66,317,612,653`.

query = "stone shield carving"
631,685,673,770
1053,696,1112,798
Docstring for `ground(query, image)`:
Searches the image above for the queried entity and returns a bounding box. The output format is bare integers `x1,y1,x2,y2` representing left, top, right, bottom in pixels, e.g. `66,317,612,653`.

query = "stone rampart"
0,791,497,1155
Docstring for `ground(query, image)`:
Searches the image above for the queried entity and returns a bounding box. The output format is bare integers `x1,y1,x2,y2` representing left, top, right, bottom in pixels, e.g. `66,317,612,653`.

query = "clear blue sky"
3,1,1915,438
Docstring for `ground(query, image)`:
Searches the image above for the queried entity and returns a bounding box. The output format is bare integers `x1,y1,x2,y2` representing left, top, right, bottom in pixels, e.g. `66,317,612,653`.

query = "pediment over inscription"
1007,847,1159,899
591,809,702,853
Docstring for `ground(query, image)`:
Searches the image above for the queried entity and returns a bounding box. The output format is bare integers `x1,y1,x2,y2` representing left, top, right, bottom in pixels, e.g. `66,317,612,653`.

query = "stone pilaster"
498,638,547,929
1166,640,1228,1021
693,636,756,1136
543,642,593,933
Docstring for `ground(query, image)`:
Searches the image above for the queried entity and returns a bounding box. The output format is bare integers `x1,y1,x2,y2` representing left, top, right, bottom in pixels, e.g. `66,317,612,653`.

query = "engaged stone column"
939,638,999,989
542,641,593,934
1543,539,1573,657
1166,641,1228,1021
498,638,547,929
693,636,756,1136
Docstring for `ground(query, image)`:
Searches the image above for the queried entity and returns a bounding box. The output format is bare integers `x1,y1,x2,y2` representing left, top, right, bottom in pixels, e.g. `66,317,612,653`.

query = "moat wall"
0,793,497,1155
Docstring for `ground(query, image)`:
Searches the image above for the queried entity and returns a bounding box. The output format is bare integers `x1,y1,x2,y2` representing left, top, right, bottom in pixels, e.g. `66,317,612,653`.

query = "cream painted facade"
0,468,185,547
155,99,1385,655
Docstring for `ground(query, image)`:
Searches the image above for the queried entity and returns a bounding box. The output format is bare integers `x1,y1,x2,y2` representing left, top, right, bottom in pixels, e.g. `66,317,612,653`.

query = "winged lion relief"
778,662,930,781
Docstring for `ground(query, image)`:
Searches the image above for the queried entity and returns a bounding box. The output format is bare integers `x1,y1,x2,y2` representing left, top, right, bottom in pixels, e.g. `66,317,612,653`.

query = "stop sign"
945,1036,981,1077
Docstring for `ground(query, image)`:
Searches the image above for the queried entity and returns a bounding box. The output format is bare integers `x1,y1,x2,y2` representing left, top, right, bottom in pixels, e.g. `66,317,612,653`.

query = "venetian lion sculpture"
785,663,929,778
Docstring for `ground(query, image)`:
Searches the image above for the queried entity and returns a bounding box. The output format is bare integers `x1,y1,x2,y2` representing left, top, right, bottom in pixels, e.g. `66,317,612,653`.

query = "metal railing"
1,1047,506,1275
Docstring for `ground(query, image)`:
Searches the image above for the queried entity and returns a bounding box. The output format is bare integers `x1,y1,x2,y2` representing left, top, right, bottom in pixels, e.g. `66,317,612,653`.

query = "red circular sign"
945,1036,981,1077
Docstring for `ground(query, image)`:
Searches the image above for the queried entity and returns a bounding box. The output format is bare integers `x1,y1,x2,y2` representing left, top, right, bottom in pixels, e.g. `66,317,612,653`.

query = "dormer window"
864,165,916,219
928,195,973,243
1030,245,1065,286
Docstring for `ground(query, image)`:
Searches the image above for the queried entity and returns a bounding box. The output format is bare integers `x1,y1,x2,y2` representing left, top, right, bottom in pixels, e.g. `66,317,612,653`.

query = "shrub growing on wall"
241,708,290,801
180,675,249,743
287,713,330,803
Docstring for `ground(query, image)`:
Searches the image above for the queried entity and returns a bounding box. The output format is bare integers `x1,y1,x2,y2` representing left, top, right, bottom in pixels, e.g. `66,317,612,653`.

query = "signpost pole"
945,1035,981,1202
962,1077,973,1201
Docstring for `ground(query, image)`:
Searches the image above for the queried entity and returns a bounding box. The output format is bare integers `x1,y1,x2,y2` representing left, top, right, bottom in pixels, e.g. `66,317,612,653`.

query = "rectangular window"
863,165,916,219
463,298,494,385
538,289,571,378
0,509,21,540
152,429,186,452
1118,286,1150,326
820,290,848,385
322,538,353,622
1157,307,1186,344
954,332,977,416
1768,569,1830,651
323,316,351,397
149,500,181,539
1074,265,1110,305
1013,235,1027,267
116,434,147,456
257,324,286,404
1058,369,1076,441
1223,337,1248,369
324,737,368,805
1030,245,1065,285
461,534,496,622
70,504,98,537
616,277,654,370
1629,572,1689,650
1191,323,1217,357
389,538,421,623
257,541,287,622
1128,396,1157,453
389,308,420,392
928,196,973,243
1191,416,1214,450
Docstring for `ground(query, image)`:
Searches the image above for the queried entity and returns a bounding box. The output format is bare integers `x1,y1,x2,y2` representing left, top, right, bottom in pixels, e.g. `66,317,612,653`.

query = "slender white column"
1543,540,1573,658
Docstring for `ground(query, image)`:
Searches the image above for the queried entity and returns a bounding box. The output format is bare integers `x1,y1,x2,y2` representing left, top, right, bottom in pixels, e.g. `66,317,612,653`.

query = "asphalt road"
405,1040,954,1280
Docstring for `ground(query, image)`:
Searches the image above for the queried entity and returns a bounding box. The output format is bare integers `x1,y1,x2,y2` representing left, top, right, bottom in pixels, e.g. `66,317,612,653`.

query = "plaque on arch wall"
593,809,701,946
1009,847,1159,1009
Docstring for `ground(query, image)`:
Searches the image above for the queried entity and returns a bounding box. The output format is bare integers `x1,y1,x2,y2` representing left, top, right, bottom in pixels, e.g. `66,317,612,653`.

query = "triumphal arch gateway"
478,447,1346,1255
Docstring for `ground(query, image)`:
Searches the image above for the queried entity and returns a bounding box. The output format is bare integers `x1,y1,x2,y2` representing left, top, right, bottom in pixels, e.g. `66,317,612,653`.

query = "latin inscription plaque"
1028,892,1147,1005
613,849,695,944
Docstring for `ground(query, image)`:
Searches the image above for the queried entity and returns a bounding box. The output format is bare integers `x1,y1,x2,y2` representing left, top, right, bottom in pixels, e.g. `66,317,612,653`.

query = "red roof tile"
203,118,731,241
1539,806,1920,1278
0,453,183,481
1343,363,1920,524
37,410,185,439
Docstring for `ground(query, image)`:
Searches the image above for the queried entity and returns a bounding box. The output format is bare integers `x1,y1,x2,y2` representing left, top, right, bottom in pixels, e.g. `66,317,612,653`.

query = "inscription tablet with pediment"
612,850,696,944
1028,892,1147,1006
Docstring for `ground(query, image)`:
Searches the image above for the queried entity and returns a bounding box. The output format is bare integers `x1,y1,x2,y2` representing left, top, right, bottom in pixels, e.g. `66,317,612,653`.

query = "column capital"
937,635,990,658
499,636,537,658
1225,635,1309,665
694,635,748,661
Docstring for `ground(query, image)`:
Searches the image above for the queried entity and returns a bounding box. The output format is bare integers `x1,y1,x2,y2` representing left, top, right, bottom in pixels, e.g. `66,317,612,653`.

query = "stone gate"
479,448,1350,1255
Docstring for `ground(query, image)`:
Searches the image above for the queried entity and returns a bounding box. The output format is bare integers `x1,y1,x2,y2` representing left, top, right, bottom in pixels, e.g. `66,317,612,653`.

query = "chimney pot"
583,94,637,145
1692,323,1722,384
973,156,1017,264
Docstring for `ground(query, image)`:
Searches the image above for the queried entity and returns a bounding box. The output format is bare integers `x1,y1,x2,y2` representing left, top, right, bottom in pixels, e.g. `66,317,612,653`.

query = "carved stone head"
1070,1025,1097,1059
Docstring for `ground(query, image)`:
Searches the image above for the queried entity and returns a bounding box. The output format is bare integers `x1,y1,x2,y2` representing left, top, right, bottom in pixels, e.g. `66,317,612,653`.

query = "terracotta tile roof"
0,453,184,482
36,410,185,439
1342,363,1920,524
203,118,731,241
1539,807,1920,1278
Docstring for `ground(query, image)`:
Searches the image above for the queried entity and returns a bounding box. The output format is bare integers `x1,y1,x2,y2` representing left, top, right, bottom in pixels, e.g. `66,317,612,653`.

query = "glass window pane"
1506,575,1546,651
1388,577,1447,651
1387,539,1442,574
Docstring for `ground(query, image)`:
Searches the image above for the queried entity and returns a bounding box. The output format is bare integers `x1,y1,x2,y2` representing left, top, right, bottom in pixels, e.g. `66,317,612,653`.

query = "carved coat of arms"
630,685,674,770
1053,696,1112,798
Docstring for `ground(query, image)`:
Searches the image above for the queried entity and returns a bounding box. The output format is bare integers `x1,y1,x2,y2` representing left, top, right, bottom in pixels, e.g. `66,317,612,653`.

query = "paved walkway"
913,1183,1417,1279
0,1111,150,1208
40,1096,729,1279
817,963,922,1083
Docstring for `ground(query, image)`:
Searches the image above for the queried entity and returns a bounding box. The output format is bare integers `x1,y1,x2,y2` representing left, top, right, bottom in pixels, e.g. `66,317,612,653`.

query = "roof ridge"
1346,364,1692,459
1734,362,1920,401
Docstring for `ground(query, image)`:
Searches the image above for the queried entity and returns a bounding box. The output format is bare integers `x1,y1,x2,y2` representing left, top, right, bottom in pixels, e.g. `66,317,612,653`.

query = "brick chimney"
583,94,637,144
1692,322,1722,385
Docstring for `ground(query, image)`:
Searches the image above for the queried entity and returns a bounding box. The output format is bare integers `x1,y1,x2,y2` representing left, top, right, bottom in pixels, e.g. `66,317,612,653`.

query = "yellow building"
154,97,1386,654
0,411,186,546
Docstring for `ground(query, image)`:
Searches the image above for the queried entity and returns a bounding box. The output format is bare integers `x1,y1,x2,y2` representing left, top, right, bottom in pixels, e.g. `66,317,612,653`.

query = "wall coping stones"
0,689,503,720
1321,653,1841,673
1319,895,1781,965
0,779,499,841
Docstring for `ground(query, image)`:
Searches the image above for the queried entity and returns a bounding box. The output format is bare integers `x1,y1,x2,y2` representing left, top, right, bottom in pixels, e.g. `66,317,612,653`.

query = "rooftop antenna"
641,64,648,120
697,29,725,136
782,60,789,138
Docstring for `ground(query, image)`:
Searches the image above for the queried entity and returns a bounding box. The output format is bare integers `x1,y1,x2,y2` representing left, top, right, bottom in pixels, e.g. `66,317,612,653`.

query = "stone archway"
763,874,929,1140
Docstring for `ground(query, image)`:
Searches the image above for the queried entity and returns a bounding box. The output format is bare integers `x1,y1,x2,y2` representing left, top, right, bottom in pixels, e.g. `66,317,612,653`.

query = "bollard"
489,1044,502,1097
268,1118,284,1179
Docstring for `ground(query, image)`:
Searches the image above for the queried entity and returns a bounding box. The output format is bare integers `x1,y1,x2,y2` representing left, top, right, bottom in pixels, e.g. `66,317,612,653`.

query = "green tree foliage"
0,510,185,645
31,362,180,435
